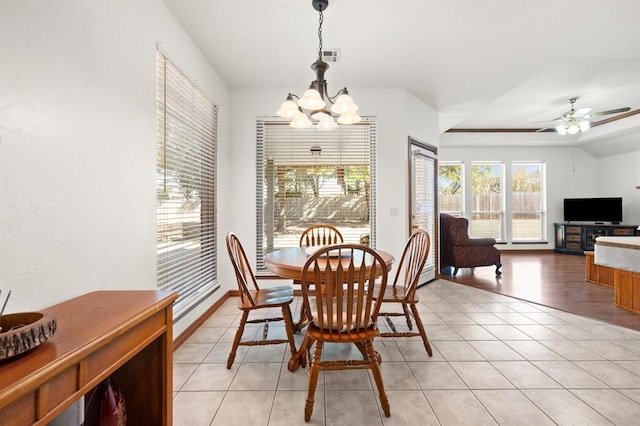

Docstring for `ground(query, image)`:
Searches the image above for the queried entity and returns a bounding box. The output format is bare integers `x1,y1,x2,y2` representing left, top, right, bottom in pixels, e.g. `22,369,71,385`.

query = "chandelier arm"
327,87,350,104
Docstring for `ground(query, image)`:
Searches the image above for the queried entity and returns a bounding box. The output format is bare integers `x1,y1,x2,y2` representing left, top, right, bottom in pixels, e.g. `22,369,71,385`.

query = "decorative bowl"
0,312,57,360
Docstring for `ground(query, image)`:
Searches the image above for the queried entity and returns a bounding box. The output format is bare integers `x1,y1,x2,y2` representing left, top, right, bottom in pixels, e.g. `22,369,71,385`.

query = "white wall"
0,0,230,335
228,88,439,269
0,0,440,339
597,150,640,225
438,146,600,249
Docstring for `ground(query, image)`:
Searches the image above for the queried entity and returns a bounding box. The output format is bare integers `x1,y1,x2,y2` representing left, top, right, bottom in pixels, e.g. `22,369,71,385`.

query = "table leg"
294,299,309,332
288,333,310,372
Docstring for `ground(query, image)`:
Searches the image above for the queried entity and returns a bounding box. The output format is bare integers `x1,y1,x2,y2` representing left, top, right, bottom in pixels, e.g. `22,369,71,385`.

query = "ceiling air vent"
321,49,341,62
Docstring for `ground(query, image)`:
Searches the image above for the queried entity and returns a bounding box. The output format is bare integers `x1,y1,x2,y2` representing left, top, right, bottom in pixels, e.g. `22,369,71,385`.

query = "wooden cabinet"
0,290,177,425
615,268,640,313
584,251,615,287
554,223,637,254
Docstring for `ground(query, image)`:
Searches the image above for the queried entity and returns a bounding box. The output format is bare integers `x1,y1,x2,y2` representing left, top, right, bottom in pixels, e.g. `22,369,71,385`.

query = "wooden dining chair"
225,232,298,369
376,229,433,356
299,224,344,247
299,244,391,422
292,224,345,331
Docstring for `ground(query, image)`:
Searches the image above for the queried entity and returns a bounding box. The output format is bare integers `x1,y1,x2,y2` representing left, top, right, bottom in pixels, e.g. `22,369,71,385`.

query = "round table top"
264,246,395,280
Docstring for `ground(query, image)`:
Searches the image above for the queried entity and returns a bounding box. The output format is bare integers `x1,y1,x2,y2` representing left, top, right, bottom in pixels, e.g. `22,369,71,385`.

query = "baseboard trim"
174,290,238,350
500,248,556,254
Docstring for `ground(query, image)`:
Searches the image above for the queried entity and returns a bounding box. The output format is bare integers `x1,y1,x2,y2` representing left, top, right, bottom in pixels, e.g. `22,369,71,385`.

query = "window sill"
511,241,549,245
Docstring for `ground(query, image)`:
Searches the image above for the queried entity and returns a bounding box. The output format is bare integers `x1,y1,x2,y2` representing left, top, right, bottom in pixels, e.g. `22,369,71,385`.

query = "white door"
409,138,437,285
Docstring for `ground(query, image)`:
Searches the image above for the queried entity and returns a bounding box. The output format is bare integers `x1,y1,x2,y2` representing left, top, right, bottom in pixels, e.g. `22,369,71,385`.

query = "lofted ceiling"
163,0,640,157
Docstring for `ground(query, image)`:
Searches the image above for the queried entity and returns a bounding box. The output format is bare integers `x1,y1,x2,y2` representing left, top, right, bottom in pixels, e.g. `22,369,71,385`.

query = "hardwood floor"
439,250,640,331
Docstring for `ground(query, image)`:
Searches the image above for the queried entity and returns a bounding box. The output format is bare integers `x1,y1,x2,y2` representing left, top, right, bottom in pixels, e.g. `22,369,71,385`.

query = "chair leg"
282,305,298,357
402,303,413,330
227,310,249,369
410,303,433,357
453,267,459,275
365,339,390,417
495,262,502,276
305,340,323,422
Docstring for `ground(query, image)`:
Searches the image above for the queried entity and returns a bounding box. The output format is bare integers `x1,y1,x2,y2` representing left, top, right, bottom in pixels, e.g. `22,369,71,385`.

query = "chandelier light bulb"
331,94,358,114
567,124,580,135
276,99,299,118
316,114,339,131
337,111,361,125
290,111,312,128
310,110,330,120
556,125,568,135
298,89,326,110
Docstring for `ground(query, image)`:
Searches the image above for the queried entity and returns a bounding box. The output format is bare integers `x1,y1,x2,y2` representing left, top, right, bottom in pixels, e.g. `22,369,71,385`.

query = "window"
511,162,546,241
470,162,504,240
156,51,218,318
438,162,464,216
256,120,376,271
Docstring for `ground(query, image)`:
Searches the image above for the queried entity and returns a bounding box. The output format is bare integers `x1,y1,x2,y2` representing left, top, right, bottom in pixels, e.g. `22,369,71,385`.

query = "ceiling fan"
534,97,631,134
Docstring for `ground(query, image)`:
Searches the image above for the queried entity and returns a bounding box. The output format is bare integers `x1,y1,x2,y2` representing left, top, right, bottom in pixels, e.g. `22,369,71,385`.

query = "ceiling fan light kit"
555,118,591,135
276,0,360,130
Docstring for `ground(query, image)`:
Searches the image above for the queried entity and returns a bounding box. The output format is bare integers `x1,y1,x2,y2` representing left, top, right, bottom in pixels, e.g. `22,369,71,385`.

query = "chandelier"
276,0,360,130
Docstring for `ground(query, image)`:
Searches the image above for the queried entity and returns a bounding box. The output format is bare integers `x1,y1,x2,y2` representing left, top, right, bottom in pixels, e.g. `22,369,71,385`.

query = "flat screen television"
563,197,623,224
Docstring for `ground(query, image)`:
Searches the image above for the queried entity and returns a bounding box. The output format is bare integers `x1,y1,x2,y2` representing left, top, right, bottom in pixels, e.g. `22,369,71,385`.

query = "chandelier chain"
318,10,323,58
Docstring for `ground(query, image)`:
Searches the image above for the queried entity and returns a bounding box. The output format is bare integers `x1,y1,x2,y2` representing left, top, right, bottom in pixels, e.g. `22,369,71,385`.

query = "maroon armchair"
440,213,502,276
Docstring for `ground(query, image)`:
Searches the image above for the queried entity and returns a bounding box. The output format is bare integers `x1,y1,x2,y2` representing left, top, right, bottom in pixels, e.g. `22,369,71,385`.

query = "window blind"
412,148,437,276
256,119,376,270
156,50,218,316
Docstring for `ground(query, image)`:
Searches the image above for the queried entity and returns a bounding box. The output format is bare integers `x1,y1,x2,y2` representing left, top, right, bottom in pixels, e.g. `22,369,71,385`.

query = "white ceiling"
163,0,640,157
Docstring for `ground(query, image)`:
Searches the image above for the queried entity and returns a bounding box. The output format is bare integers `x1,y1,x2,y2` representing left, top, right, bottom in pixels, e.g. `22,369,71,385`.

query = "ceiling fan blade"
573,107,592,117
584,107,631,118
529,116,563,124
535,124,559,132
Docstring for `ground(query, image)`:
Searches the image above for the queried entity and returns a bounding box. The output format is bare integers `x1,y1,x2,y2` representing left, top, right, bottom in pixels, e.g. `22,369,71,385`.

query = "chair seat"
238,286,294,310
373,283,419,303
305,322,379,343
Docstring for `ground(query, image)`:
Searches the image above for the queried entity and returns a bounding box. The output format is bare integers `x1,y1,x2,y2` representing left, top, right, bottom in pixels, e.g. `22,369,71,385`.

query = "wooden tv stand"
0,290,177,425
554,223,637,254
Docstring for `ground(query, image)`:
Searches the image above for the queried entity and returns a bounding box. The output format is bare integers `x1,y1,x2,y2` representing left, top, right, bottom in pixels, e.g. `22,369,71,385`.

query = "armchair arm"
467,238,497,246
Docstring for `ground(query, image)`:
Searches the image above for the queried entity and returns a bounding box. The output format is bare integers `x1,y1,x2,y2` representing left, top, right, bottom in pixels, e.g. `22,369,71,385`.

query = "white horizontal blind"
256,119,376,270
412,149,437,276
156,50,218,315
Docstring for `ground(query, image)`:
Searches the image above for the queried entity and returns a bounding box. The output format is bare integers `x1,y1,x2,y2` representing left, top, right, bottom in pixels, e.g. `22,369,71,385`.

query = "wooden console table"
0,290,177,425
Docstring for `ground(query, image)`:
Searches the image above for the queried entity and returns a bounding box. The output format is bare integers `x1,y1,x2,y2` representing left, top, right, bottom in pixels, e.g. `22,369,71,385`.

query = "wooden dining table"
263,245,395,371
264,246,395,281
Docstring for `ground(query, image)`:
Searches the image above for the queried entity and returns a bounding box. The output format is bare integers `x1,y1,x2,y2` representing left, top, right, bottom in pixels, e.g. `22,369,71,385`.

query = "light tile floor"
173,280,640,425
